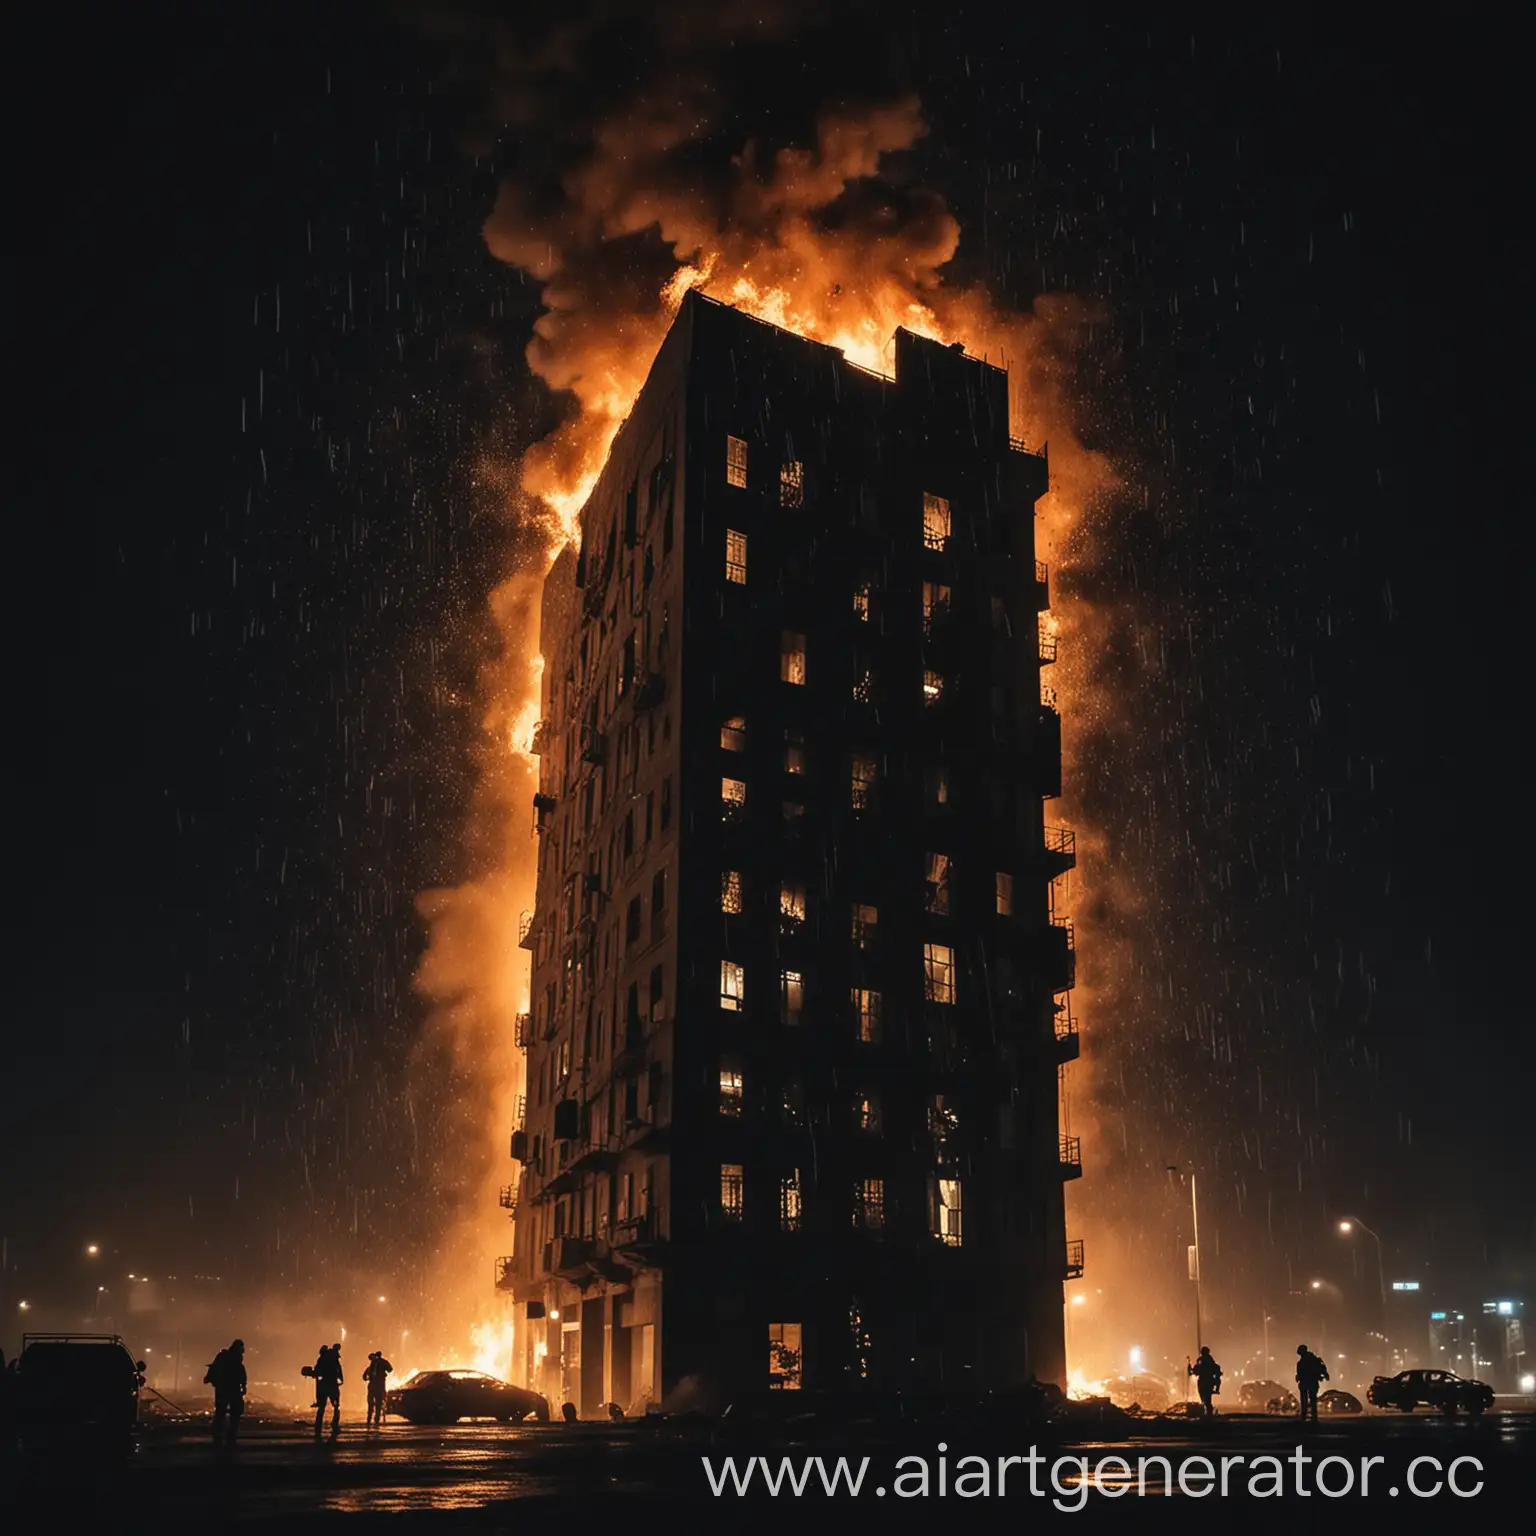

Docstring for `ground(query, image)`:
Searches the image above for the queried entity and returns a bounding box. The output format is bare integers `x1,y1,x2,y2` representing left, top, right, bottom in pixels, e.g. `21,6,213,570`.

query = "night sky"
8,3,1531,1354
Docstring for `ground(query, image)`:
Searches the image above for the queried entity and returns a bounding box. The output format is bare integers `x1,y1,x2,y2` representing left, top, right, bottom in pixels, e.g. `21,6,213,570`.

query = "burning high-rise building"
498,289,1081,1411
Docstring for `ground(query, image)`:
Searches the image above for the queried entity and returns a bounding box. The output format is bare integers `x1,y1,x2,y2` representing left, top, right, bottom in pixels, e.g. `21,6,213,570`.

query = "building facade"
499,290,1081,1412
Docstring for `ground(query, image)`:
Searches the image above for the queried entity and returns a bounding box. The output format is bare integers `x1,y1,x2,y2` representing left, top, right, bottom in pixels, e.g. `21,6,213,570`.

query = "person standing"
312,1343,343,1438
1295,1344,1329,1422
207,1339,248,1446
1188,1346,1222,1417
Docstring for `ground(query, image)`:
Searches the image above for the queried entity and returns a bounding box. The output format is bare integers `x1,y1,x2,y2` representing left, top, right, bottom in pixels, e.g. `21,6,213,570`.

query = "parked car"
1237,1379,1288,1411
384,1369,549,1425
1318,1389,1363,1414
1366,1369,1493,1415
12,1333,145,1448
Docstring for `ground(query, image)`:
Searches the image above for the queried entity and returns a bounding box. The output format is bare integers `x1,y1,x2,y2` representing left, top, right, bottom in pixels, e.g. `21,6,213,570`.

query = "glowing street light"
1311,1279,1323,1291
86,1245,99,1257
377,1295,387,1304
17,1300,29,1312
1335,1214,1388,1310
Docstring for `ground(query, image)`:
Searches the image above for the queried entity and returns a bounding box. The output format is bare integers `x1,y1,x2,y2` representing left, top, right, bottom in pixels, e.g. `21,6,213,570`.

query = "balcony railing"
517,910,535,948
610,1207,663,1253
1034,560,1049,612
544,1235,595,1279
1043,825,1077,875
494,1255,516,1292
515,1012,532,1046
1065,1239,1085,1281
1054,1002,1080,1063
530,720,549,757
498,1183,520,1214
1038,622,1058,665
1059,1135,1083,1180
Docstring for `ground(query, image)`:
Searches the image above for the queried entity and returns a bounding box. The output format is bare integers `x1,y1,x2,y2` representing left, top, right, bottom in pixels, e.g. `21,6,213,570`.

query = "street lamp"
1336,1217,1387,1311
86,1245,99,1257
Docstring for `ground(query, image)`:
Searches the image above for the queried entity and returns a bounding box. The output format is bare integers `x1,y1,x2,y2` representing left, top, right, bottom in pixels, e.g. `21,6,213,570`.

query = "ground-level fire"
498,289,1082,1412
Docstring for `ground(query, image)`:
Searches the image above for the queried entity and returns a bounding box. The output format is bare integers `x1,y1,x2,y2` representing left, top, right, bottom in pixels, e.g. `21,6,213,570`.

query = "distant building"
499,291,1077,1412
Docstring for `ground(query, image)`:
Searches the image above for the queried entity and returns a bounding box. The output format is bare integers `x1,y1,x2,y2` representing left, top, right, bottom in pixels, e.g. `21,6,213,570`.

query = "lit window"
722,777,747,821
852,903,879,949
853,1177,886,1233
768,1322,803,1388
923,670,945,705
719,1065,744,1117
781,631,807,685
780,461,804,507
854,1093,882,1135
779,1172,803,1233
720,960,745,1011
922,581,951,634
929,1176,963,1247
780,882,806,929
725,529,748,585
924,942,956,1004
926,765,950,805
780,969,803,1026
721,870,743,914
852,666,874,705
852,987,882,1044
853,581,871,622
925,852,951,915
726,436,748,488
721,1163,745,1221
721,715,747,752
851,755,878,811
922,492,951,550
995,871,1013,917
784,730,805,775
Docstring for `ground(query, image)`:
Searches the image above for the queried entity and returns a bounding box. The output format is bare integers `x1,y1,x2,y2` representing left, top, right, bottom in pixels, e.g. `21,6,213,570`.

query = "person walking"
312,1343,343,1438
207,1339,248,1446
363,1351,393,1427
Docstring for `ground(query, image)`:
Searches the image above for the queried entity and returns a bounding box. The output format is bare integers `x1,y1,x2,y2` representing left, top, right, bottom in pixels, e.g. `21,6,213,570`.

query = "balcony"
530,720,549,757
1037,620,1058,665
610,1207,665,1261
509,1128,529,1163
1042,825,1077,878
624,1105,669,1153
498,1183,520,1214
1065,1239,1085,1281
533,793,557,834
579,728,606,766
1045,918,1076,992
1054,1003,1080,1064
515,1012,533,1046
568,1136,621,1176
1059,1134,1083,1181
1034,559,1050,612
544,1235,595,1280
517,910,535,949
613,1031,646,1079
494,1255,516,1292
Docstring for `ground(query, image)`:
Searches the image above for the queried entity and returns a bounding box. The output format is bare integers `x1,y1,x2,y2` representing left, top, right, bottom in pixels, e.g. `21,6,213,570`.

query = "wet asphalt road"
2,1409,1531,1531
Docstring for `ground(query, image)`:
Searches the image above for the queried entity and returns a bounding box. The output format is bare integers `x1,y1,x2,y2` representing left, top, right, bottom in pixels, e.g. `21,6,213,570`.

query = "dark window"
651,869,667,940
661,777,673,831
624,809,635,860
624,480,638,546
626,896,642,947
645,791,654,843
649,965,664,1021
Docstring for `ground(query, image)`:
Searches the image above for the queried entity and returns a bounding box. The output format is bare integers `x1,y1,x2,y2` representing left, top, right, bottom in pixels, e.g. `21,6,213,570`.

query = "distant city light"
1520,1374,1535,1394
86,1245,99,1256
17,1301,28,1311
1497,1301,1514,1316
378,1295,387,1303
1431,1312,1447,1320
1391,1281,1420,1292
1311,1280,1322,1290
1338,1221,1352,1234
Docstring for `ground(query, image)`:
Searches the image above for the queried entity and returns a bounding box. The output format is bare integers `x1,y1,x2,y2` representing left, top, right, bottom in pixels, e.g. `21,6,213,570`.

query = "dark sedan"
384,1369,549,1425
1366,1369,1493,1415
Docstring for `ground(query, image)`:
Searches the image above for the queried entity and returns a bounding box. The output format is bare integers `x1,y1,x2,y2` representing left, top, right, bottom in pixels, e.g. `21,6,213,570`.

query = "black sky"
8,4,1531,1330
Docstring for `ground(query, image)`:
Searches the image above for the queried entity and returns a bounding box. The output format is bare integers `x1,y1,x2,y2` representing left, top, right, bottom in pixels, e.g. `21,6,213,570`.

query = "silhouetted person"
1187,1346,1222,1417
561,1401,578,1423
207,1338,248,1445
313,1343,343,1438
363,1351,393,1427
607,1402,624,1420
1295,1345,1329,1422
